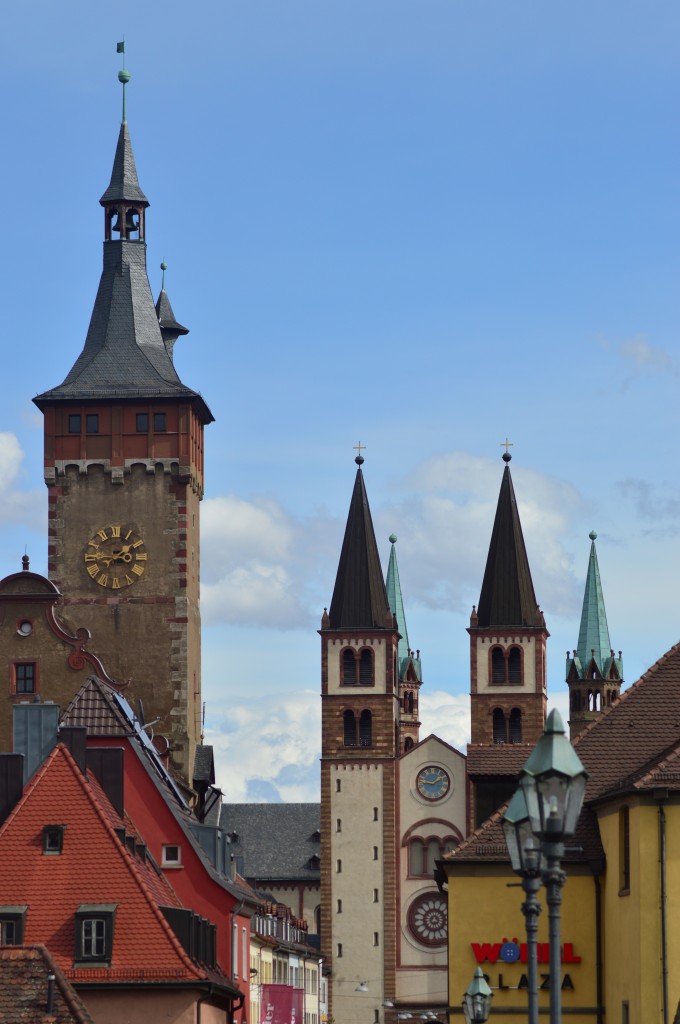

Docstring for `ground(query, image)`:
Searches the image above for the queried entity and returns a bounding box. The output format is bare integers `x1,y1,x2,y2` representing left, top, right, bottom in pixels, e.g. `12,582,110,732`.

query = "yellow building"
441,640,680,1023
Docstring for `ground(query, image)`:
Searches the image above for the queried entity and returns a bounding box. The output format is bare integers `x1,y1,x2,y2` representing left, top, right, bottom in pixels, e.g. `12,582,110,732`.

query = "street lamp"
462,967,493,1024
519,710,588,1024
501,786,544,1024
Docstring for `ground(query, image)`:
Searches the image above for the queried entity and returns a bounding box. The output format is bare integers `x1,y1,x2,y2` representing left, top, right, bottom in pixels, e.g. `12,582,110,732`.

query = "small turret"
567,532,623,739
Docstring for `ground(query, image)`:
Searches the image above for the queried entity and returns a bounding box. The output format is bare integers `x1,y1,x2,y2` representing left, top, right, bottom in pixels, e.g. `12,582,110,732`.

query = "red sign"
260,985,304,1024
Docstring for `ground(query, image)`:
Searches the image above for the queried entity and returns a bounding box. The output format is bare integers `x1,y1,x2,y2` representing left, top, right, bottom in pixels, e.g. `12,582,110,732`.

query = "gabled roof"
220,803,321,882
0,744,202,983
99,121,149,206
476,458,544,629
573,640,680,802
328,462,392,630
444,801,604,866
0,946,94,1024
62,678,253,905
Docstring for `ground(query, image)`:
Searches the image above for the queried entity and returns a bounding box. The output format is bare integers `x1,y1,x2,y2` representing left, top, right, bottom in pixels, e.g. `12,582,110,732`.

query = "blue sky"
1,1,678,799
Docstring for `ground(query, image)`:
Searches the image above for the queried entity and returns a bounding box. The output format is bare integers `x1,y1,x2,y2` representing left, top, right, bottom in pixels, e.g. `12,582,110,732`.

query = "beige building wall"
329,761,386,1023
397,737,466,1008
326,636,391,694
474,635,541,693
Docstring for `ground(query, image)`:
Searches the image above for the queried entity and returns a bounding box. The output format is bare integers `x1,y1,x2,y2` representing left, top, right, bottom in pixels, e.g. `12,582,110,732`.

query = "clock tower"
34,70,213,779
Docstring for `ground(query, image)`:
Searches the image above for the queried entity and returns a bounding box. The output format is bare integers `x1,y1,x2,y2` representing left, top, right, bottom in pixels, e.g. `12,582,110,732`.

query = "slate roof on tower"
568,532,622,680
99,121,149,205
34,108,212,424
476,455,544,628
328,459,392,629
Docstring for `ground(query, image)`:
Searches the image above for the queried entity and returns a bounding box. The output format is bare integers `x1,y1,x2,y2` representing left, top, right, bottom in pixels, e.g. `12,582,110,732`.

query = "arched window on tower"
359,710,372,747
404,737,414,752
342,649,356,685
491,647,505,684
509,707,522,743
492,708,506,744
508,647,522,683
409,839,425,876
426,839,441,875
343,710,357,746
359,649,374,685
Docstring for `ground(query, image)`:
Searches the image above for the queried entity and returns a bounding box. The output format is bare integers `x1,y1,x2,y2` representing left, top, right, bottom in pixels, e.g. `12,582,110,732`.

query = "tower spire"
328,456,392,630
476,451,543,628
385,534,410,667
567,532,623,738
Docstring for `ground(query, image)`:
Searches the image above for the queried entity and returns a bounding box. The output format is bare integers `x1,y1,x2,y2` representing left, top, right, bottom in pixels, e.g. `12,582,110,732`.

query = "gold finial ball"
118,68,131,85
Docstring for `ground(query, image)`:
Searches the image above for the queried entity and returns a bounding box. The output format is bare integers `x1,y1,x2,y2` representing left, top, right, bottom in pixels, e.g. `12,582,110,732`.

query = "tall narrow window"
508,647,522,683
85,414,99,434
343,710,357,747
336,779,341,793
337,943,343,958
359,649,373,685
336,899,342,913
136,413,149,432
373,807,379,821
491,647,505,683
373,889,379,903
153,412,167,432
342,649,356,685
404,737,414,751
619,806,630,894
409,839,424,876
359,710,372,747
68,414,81,434
492,708,506,743
373,932,379,946
509,707,522,743
373,846,379,861
336,818,341,833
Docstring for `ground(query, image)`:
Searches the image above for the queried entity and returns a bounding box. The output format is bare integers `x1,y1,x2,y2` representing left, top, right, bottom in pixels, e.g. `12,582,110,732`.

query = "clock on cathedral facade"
34,102,213,780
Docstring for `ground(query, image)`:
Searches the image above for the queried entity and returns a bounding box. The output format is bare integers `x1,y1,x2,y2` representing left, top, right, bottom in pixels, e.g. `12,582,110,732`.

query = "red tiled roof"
0,945,93,1023
0,744,201,984
447,642,680,866
573,640,680,801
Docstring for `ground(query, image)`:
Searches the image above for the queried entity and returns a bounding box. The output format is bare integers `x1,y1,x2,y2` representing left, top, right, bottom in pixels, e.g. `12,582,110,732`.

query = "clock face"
408,892,448,947
84,525,148,589
416,765,450,801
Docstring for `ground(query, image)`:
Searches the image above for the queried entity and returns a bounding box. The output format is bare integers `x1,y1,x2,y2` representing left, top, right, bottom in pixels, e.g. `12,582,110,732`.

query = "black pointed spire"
476,456,543,628
328,460,392,629
100,122,149,207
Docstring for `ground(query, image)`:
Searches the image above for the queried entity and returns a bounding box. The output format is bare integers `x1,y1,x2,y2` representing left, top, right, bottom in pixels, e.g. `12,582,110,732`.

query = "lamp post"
462,967,493,1024
519,710,588,1024
501,787,544,1024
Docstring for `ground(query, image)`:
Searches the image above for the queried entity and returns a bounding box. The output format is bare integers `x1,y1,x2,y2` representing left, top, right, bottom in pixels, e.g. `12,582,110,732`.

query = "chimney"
58,726,87,774
13,701,59,783
0,753,24,824
86,747,125,819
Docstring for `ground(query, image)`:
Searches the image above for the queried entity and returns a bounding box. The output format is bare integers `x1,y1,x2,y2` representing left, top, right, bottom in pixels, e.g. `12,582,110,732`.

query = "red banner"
260,985,304,1024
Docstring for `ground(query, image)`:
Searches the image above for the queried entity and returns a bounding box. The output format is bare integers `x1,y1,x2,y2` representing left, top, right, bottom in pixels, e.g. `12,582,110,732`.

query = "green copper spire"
386,535,409,666
576,532,611,672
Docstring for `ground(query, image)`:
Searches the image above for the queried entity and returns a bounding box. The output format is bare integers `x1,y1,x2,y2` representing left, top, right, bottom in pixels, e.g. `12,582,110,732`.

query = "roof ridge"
574,639,680,747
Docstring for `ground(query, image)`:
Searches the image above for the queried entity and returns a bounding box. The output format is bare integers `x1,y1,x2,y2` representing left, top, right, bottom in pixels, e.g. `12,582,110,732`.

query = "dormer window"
0,906,27,945
43,825,65,855
74,904,116,965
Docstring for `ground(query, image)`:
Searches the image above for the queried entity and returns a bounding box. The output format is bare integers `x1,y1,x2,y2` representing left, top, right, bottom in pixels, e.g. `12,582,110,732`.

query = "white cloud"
208,689,321,802
419,690,470,751
0,432,43,529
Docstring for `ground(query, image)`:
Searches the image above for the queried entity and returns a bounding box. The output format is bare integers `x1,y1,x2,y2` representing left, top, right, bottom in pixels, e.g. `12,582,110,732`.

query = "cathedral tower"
466,452,548,828
566,531,622,739
320,456,400,1024
33,69,213,779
